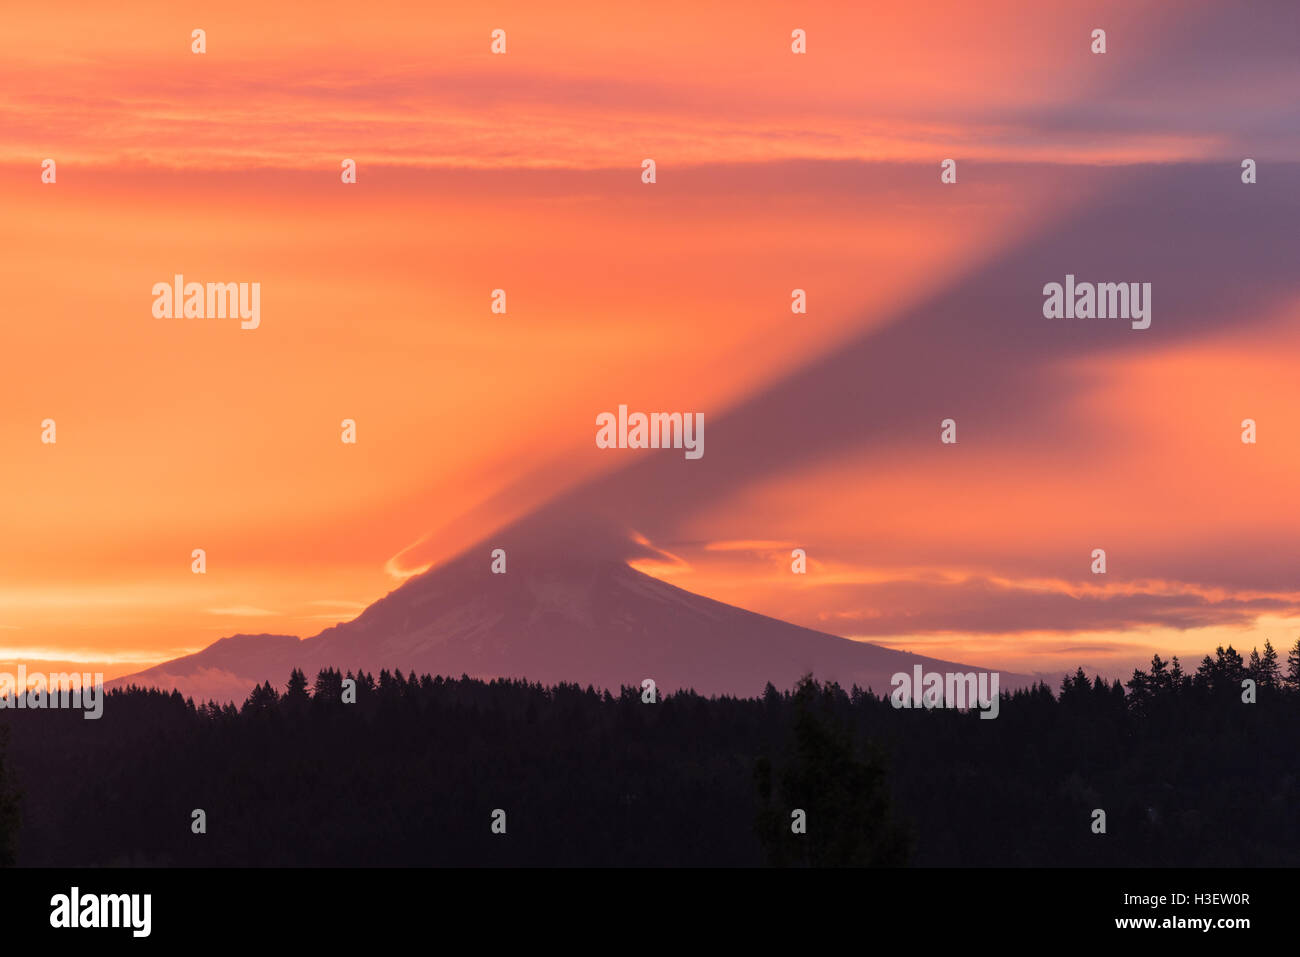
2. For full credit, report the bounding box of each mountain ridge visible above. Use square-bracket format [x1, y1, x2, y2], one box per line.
[112, 546, 1032, 703]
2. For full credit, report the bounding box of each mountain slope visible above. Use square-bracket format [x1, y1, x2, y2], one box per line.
[114, 546, 1031, 702]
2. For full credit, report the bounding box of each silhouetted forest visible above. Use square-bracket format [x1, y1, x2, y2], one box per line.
[1, 640, 1297, 866]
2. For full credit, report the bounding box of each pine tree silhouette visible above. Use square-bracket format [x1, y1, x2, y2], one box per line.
[1260, 640, 1282, 690]
[1286, 637, 1300, 692]
[755, 676, 909, 867]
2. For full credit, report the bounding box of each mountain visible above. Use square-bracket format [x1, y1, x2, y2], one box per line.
[112, 540, 1032, 702]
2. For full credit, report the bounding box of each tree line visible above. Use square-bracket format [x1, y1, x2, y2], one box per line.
[0, 638, 1297, 866]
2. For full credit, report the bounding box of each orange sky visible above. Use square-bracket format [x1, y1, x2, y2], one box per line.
[2, 0, 1298, 682]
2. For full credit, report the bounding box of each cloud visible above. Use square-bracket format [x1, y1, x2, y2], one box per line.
[4, 3, 1295, 169]
[464, 160, 1300, 643]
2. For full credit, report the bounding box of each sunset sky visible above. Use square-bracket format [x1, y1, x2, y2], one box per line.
[2, 0, 1298, 684]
